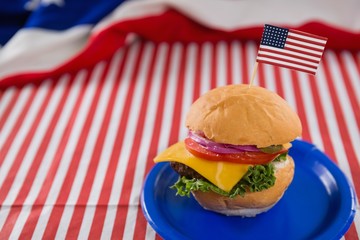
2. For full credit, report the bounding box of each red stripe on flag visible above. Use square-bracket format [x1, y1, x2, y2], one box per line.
[257, 53, 318, 69]
[259, 47, 320, 63]
[283, 45, 323, 58]
[287, 35, 326, 47]
[285, 41, 324, 54]
[257, 60, 316, 75]
[289, 29, 328, 41]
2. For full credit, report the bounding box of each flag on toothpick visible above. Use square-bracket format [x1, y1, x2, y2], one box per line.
[256, 24, 328, 75]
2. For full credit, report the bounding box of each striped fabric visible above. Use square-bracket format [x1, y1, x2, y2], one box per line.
[0, 40, 359, 239]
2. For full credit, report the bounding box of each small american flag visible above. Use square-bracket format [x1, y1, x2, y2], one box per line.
[256, 24, 327, 75]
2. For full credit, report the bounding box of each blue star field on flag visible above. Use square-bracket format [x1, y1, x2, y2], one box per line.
[260, 24, 289, 48]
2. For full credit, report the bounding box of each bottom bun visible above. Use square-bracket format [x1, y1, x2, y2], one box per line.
[191, 155, 295, 217]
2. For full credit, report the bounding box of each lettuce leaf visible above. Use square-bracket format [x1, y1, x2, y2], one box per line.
[171, 162, 277, 198]
[273, 152, 287, 162]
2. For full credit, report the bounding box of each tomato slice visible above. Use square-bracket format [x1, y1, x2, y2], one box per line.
[184, 138, 287, 164]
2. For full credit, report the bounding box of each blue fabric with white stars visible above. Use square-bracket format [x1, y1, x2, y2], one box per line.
[0, 0, 126, 46]
[260, 24, 289, 49]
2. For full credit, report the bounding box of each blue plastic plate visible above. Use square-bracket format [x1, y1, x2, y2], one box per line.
[141, 140, 356, 240]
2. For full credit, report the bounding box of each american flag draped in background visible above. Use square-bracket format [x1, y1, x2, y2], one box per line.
[0, 0, 359, 239]
[256, 24, 328, 75]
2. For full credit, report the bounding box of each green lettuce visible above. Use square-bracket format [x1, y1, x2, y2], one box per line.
[273, 152, 287, 162]
[170, 157, 284, 198]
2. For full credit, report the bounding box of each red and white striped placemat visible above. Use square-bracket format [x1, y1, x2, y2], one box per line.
[0, 40, 359, 239]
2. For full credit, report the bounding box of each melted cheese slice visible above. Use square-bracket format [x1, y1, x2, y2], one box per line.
[154, 141, 251, 192]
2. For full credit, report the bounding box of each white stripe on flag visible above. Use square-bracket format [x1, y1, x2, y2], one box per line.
[258, 50, 319, 66]
[286, 38, 325, 50]
[285, 44, 323, 56]
[288, 32, 327, 45]
[259, 45, 321, 61]
[256, 56, 316, 72]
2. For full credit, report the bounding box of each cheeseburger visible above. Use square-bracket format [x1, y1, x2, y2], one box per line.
[154, 84, 302, 217]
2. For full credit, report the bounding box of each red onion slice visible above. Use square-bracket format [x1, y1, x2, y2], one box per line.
[188, 131, 260, 154]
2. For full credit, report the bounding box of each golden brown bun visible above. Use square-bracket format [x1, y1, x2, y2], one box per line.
[186, 84, 302, 147]
[191, 155, 295, 217]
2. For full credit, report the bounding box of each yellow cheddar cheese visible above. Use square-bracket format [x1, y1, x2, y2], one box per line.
[154, 141, 251, 192]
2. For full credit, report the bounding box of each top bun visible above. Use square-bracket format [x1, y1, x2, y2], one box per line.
[186, 84, 302, 148]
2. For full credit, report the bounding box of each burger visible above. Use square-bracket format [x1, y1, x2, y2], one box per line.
[154, 84, 302, 217]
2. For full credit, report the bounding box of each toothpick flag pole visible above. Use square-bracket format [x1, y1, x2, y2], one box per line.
[249, 24, 328, 88]
[248, 62, 259, 88]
